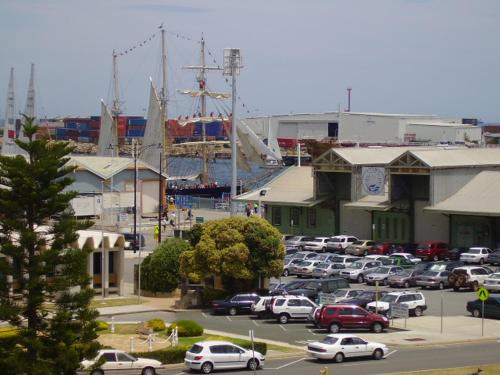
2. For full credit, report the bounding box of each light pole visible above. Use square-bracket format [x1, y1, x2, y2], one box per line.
[258, 188, 270, 218]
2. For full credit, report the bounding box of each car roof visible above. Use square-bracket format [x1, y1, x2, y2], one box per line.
[194, 340, 240, 346]
[326, 333, 363, 339]
[98, 349, 125, 354]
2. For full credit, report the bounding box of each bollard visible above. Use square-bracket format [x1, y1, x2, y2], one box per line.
[111, 316, 115, 334]
[130, 336, 134, 352]
[319, 367, 328, 375]
[148, 334, 153, 352]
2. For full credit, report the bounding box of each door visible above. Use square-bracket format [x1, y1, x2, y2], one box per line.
[100, 352, 117, 371]
[328, 122, 338, 138]
[116, 352, 136, 373]
[223, 345, 246, 369]
[300, 299, 316, 316]
[287, 299, 303, 318]
[338, 307, 357, 328]
[209, 345, 228, 369]
[339, 337, 360, 357]
[351, 307, 371, 328]
[351, 337, 371, 356]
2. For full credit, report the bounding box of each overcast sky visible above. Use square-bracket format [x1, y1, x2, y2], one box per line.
[1, 0, 500, 122]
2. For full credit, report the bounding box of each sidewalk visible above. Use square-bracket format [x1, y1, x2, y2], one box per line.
[97, 296, 181, 316]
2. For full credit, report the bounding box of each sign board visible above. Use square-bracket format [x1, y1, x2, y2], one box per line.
[477, 287, 489, 302]
[361, 167, 385, 196]
[318, 293, 337, 305]
[390, 303, 409, 319]
[195, 216, 204, 224]
[175, 195, 193, 209]
[119, 212, 128, 222]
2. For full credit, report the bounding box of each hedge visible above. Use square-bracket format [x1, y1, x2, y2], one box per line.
[167, 320, 203, 337]
[238, 340, 267, 355]
[147, 319, 166, 332]
[200, 288, 231, 308]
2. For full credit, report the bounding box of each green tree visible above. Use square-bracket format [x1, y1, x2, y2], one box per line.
[141, 237, 191, 294]
[0, 116, 100, 375]
[179, 216, 285, 290]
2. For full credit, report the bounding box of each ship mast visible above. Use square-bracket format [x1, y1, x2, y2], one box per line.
[160, 25, 168, 174]
[111, 50, 120, 151]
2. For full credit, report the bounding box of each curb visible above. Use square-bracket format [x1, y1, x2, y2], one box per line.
[98, 308, 178, 316]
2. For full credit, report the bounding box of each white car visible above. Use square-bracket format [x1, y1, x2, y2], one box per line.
[184, 341, 265, 374]
[251, 296, 272, 318]
[302, 237, 332, 252]
[364, 254, 390, 262]
[483, 272, 500, 292]
[271, 295, 318, 324]
[390, 252, 422, 264]
[307, 334, 389, 363]
[80, 349, 164, 375]
[295, 260, 323, 277]
[460, 247, 492, 264]
[366, 291, 427, 317]
[326, 235, 358, 252]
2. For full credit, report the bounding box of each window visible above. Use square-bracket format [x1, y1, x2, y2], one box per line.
[274, 299, 286, 306]
[287, 299, 301, 307]
[340, 337, 354, 345]
[210, 345, 226, 354]
[301, 299, 314, 307]
[307, 208, 317, 227]
[290, 208, 300, 227]
[102, 353, 116, 362]
[272, 207, 282, 226]
[352, 308, 367, 316]
[339, 308, 355, 316]
[326, 307, 336, 315]
[116, 353, 134, 362]
[189, 345, 203, 354]
[351, 337, 367, 345]
[224, 345, 241, 354]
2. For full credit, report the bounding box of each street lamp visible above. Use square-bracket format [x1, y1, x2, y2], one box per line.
[258, 188, 270, 218]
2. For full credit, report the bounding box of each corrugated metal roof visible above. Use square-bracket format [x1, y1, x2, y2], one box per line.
[323, 147, 423, 166]
[424, 171, 500, 216]
[409, 148, 500, 168]
[234, 166, 322, 206]
[69, 156, 159, 179]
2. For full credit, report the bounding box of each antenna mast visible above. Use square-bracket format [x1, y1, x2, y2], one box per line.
[160, 25, 168, 174]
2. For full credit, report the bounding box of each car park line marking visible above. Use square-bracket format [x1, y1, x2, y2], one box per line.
[201, 312, 208, 318]
[384, 350, 398, 358]
[279, 324, 287, 331]
[270, 357, 306, 370]
[226, 316, 232, 322]
[307, 329, 319, 335]
[252, 320, 259, 326]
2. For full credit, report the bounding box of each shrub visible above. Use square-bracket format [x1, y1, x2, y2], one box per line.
[167, 320, 203, 337]
[133, 345, 190, 364]
[239, 340, 267, 355]
[0, 327, 17, 338]
[95, 320, 109, 331]
[147, 319, 166, 332]
[200, 288, 231, 308]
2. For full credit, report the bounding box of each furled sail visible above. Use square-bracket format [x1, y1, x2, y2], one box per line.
[97, 100, 115, 156]
[139, 79, 163, 171]
[236, 119, 282, 165]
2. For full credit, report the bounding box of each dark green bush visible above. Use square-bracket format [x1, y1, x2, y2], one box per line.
[167, 320, 203, 337]
[201, 288, 231, 307]
[133, 345, 190, 364]
[239, 341, 267, 355]
[147, 319, 166, 332]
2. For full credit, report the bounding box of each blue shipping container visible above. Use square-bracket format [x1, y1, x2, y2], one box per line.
[206, 121, 222, 137]
[127, 130, 145, 137]
[66, 123, 77, 129]
[56, 128, 67, 137]
[128, 118, 147, 126]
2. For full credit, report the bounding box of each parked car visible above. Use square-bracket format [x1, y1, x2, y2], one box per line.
[269, 280, 310, 295]
[413, 262, 435, 273]
[211, 293, 260, 316]
[287, 278, 350, 300]
[488, 250, 500, 266]
[80, 349, 164, 375]
[251, 296, 273, 319]
[314, 253, 339, 263]
[388, 268, 424, 288]
[311, 262, 346, 278]
[460, 247, 493, 264]
[295, 260, 324, 278]
[466, 296, 500, 319]
[307, 334, 389, 363]
[271, 295, 318, 323]
[445, 247, 469, 261]
[389, 252, 422, 264]
[342, 290, 388, 309]
[428, 260, 464, 272]
[315, 304, 390, 334]
[381, 257, 415, 269]
[326, 235, 358, 252]
[340, 259, 382, 283]
[415, 241, 448, 261]
[364, 254, 390, 262]
[365, 266, 404, 285]
[285, 246, 300, 255]
[282, 258, 304, 276]
[330, 255, 360, 266]
[368, 242, 393, 256]
[302, 237, 332, 252]
[483, 273, 500, 292]
[416, 270, 451, 289]
[331, 289, 366, 303]
[184, 341, 265, 374]
[291, 251, 319, 260]
[123, 232, 146, 250]
[345, 240, 377, 256]
[285, 235, 309, 247]
[366, 291, 427, 317]
[448, 266, 493, 291]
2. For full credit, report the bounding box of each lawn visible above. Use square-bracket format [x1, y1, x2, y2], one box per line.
[91, 298, 143, 309]
[390, 364, 500, 375]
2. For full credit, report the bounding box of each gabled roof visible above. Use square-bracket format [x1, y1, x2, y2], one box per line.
[69, 156, 161, 180]
[314, 147, 418, 167]
[234, 166, 323, 207]
[391, 148, 500, 169]
[424, 171, 500, 216]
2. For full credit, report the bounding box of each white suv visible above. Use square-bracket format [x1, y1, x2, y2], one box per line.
[449, 266, 493, 291]
[327, 235, 358, 252]
[460, 247, 492, 264]
[366, 291, 427, 317]
[271, 295, 318, 324]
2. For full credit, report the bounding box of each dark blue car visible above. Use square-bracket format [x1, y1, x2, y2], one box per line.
[211, 293, 260, 316]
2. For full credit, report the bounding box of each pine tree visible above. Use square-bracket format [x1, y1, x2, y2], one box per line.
[0, 116, 100, 374]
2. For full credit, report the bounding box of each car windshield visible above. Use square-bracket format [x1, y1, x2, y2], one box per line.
[417, 244, 431, 250]
[330, 257, 345, 263]
[424, 271, 440, 277]
[320, 336, 339, 345]
[381, 294, 398, 303]
[301, 237, 314, 242]
[469, 249, 481, 254]
[310, 238, 324, 243]
[396, 269, 412, 276]
[350, 262, 365, 269]
[352, 240, 364, 245]
[304, 281, 320, 290]
[329, 238, 342, 242]
[373, 267, 391, 274]
[288, 236, 302, 241]
[316, 254, 329, 261]
[316, 262, 330, 269]
[333, 289, 348, 297]
[429, 263, 446, 271]
[189, 344, 204, 354]
[490, 274, 500, 279]
[299, 261, 312, 267]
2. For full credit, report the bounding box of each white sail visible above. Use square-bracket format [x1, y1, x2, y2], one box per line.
[24, 63, 35, 119]
[266, 118, 282, 161]
[2, 67, 24, 156]
[97, 100, 115, 156]
[237, 119, 282, 165]
[139, 79, 163, 171]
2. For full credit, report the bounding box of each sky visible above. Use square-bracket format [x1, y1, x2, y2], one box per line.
[1, 0, 500, 122]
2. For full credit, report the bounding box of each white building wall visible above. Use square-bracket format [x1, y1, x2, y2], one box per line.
[431, 168, 481, 204]
[339, 200, 372, 239]
[406, 124, 482, 144]
[338, 114, 401, 143]
[414, 200, 449, 242]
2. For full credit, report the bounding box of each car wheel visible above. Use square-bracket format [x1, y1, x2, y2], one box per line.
[479, 258, 484, 265]
[357, 274, 364, 283]
[283, 269, 289, 277]
[201, 362, 213, 374]
[279, 313, 289, 324]
[90, 371, 103, 375]
[453, 286, 460, 292]
[329, 323, 341, 333]
[372, 322, 383, 333]
[433, 255, 439, 262]
[142, 367, 156, 375]
[229, 307, 237, 316]
[333, 352, 344, 363]
[414, 306, 423, 317]
[372, 348, 384, 360]
[439, 282, 444, 290]
[472, 308, 481, 318]
[247, 358, 259, 371]
[404, 281, 410, 288]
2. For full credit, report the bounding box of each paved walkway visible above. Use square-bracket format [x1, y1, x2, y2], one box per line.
[97, 296, 179, 316]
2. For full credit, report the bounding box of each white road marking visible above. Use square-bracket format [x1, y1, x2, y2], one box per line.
[307, 329, 319, 335]
[279, 324, 287, 331]
[384, 349, 398, 358]
[275, 357, 306, 370]
[201, 312, 208, 318]
[226, 316, 232, 322]
[252, 320, 259, 326]
[173, 372, 186, 375]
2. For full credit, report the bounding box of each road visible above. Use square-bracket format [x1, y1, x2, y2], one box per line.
[154, 341, 500, 375]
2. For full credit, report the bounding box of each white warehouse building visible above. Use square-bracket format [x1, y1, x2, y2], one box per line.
[242, 112, 482, 145]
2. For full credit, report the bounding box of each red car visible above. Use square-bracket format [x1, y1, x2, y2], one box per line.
[368, 242, 393, 255]
[415, 241, 448, 261]
[315, 304, 389, 334]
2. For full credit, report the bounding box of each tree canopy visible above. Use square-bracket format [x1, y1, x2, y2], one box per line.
[141, 237, 191, 294]
[179, 216, 285, 284]
[0, 117, 99, 374]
